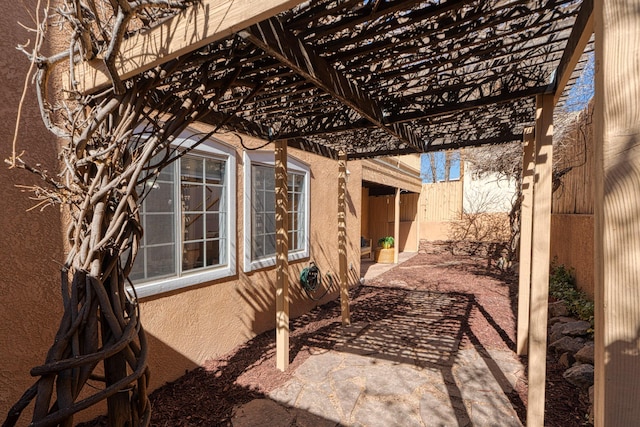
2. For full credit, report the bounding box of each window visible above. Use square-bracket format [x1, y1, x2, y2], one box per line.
[130, 134, 236, 298]
[243, 152, 309, 272]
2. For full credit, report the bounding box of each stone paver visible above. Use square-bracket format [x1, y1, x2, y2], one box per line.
[232, 254, 525, 426]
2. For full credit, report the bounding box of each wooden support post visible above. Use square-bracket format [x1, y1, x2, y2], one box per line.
[517, 127, 536, 356]
[275, 140, 289, 371]
[594, 1, 640, 424]
[338, 152, 350, 326]
[527, 94, 554, 427]
[394, 187, 401, 264]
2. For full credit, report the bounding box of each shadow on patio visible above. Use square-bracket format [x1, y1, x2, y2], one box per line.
[125, 251, 528, 426]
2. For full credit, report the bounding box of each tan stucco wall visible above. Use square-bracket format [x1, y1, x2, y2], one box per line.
[139, 138, 363, 392]
[550, 213, 594, 299]
[419, 221, 456, 241]
[0, 2, 69, 425]
[1, 116, 362, 424]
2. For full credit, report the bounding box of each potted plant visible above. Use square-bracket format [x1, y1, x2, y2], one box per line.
[375, 236, 395, 263]
[378, 236, 394, 249]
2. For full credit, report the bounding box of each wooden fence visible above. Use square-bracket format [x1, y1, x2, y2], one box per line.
[552, 104, 594, 214]
[419, 180, 463, 222]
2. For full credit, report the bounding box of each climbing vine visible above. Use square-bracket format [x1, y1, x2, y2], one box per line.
[1, 1, 233, 426]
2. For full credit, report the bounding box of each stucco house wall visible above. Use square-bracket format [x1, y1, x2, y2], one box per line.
[0, 122, 366, 424]
[462, 168, 517, 214]
[0, 20, 415, 423]
[0, 2, 68, 424]
[139, 132, 365, 394]
[0, 2, 421, 422]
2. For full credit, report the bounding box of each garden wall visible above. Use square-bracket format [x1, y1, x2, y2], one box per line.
[550, 103, 595, 298]
[550, 214, 594, 299]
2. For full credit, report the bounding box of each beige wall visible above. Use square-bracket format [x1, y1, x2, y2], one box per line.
[550, 213, 594, 299]
[365, 193, 419, 252]
[0, 2, 68, 424]
[0, 114, 363, 423]
[419, 180, 463, 241]
[550, 104, 594, 299]
[140, 137, 363, 393]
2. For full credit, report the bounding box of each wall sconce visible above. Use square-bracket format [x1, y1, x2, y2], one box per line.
[346, 169, 351, 182]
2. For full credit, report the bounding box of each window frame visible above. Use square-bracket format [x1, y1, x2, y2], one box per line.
[133, 132, 237, 298]
[243, 151, 310, 272]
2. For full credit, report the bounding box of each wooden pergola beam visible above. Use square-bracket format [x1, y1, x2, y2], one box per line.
[527, 93, 554, 427]
[73, 0, 306, 94]
[387, 86, 546, 125]
[552, 0, 594, 104]
[239, 17, 423, 153]
[517, 127, 535, 356]
[338, 152, 350, 327]
[393, 188, 400, 264]
[275, 139, 289, 371]
[594, 0, 640, 424]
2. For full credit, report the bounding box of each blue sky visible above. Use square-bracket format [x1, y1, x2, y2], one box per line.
[420, 151, 461, 183]
[563, 52, 595, 112]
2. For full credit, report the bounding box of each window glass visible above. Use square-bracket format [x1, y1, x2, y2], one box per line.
[250, 164, 306, 262]
[132, 152, 229, 284]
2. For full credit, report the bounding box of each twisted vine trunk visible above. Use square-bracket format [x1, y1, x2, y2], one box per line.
[4, 1, 230, 423]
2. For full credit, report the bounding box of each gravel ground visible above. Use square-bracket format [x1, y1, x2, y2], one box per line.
[80, 246, 589, 426]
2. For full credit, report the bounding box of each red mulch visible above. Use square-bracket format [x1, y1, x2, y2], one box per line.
[79, 246, 590, 426]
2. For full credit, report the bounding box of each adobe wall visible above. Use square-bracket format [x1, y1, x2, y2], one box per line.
[0, 2, 68, 425]
[550, 213, 595, 299]
[0, 48, 362, 427]
[419, 221, 456, 241]
[140, 135, 363, 392]
[1, 130, 363, 424]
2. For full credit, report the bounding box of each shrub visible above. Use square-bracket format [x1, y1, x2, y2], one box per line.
[378, 236, 394, 249]
[549, 262, 594, 330]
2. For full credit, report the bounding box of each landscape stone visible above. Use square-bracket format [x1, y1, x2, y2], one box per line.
[549, 336, 586, 355]
[575, 341, 595, 364]
[548, 301, 569, 318]
[548, 316, 575, 327]
[558, 352, 575, 368]
[560, 320, 592, 337]
[549, 328, 566, 344]
[563, 364, 594, 389]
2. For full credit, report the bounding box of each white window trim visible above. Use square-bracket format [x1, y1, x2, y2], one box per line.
[133, 131, 237, 298]
[243, 151, 310, 273]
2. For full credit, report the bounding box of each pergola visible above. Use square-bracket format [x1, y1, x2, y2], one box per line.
[72, 0, 639, 426]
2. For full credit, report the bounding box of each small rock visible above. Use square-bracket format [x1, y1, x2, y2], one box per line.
[550, 318, 574, 334]
[549, 328, 565, 344]
[549, 301, 569, 318]
[550, 336, 586, 355]
[560, 320, 592, 337]
[563, 363, 594, 389]
[576, 341, 595, 364]
[558, 352, 575, 368]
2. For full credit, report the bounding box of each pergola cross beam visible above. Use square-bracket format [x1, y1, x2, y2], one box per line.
[239, 17, 423, 152]
[73, 0, 307, 94]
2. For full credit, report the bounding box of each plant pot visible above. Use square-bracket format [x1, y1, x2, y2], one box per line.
[375, 247, 395, 264]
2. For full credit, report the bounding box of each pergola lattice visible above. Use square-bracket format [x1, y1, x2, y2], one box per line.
[78, 0, 594, 159]
[9, 0, 611, 426]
